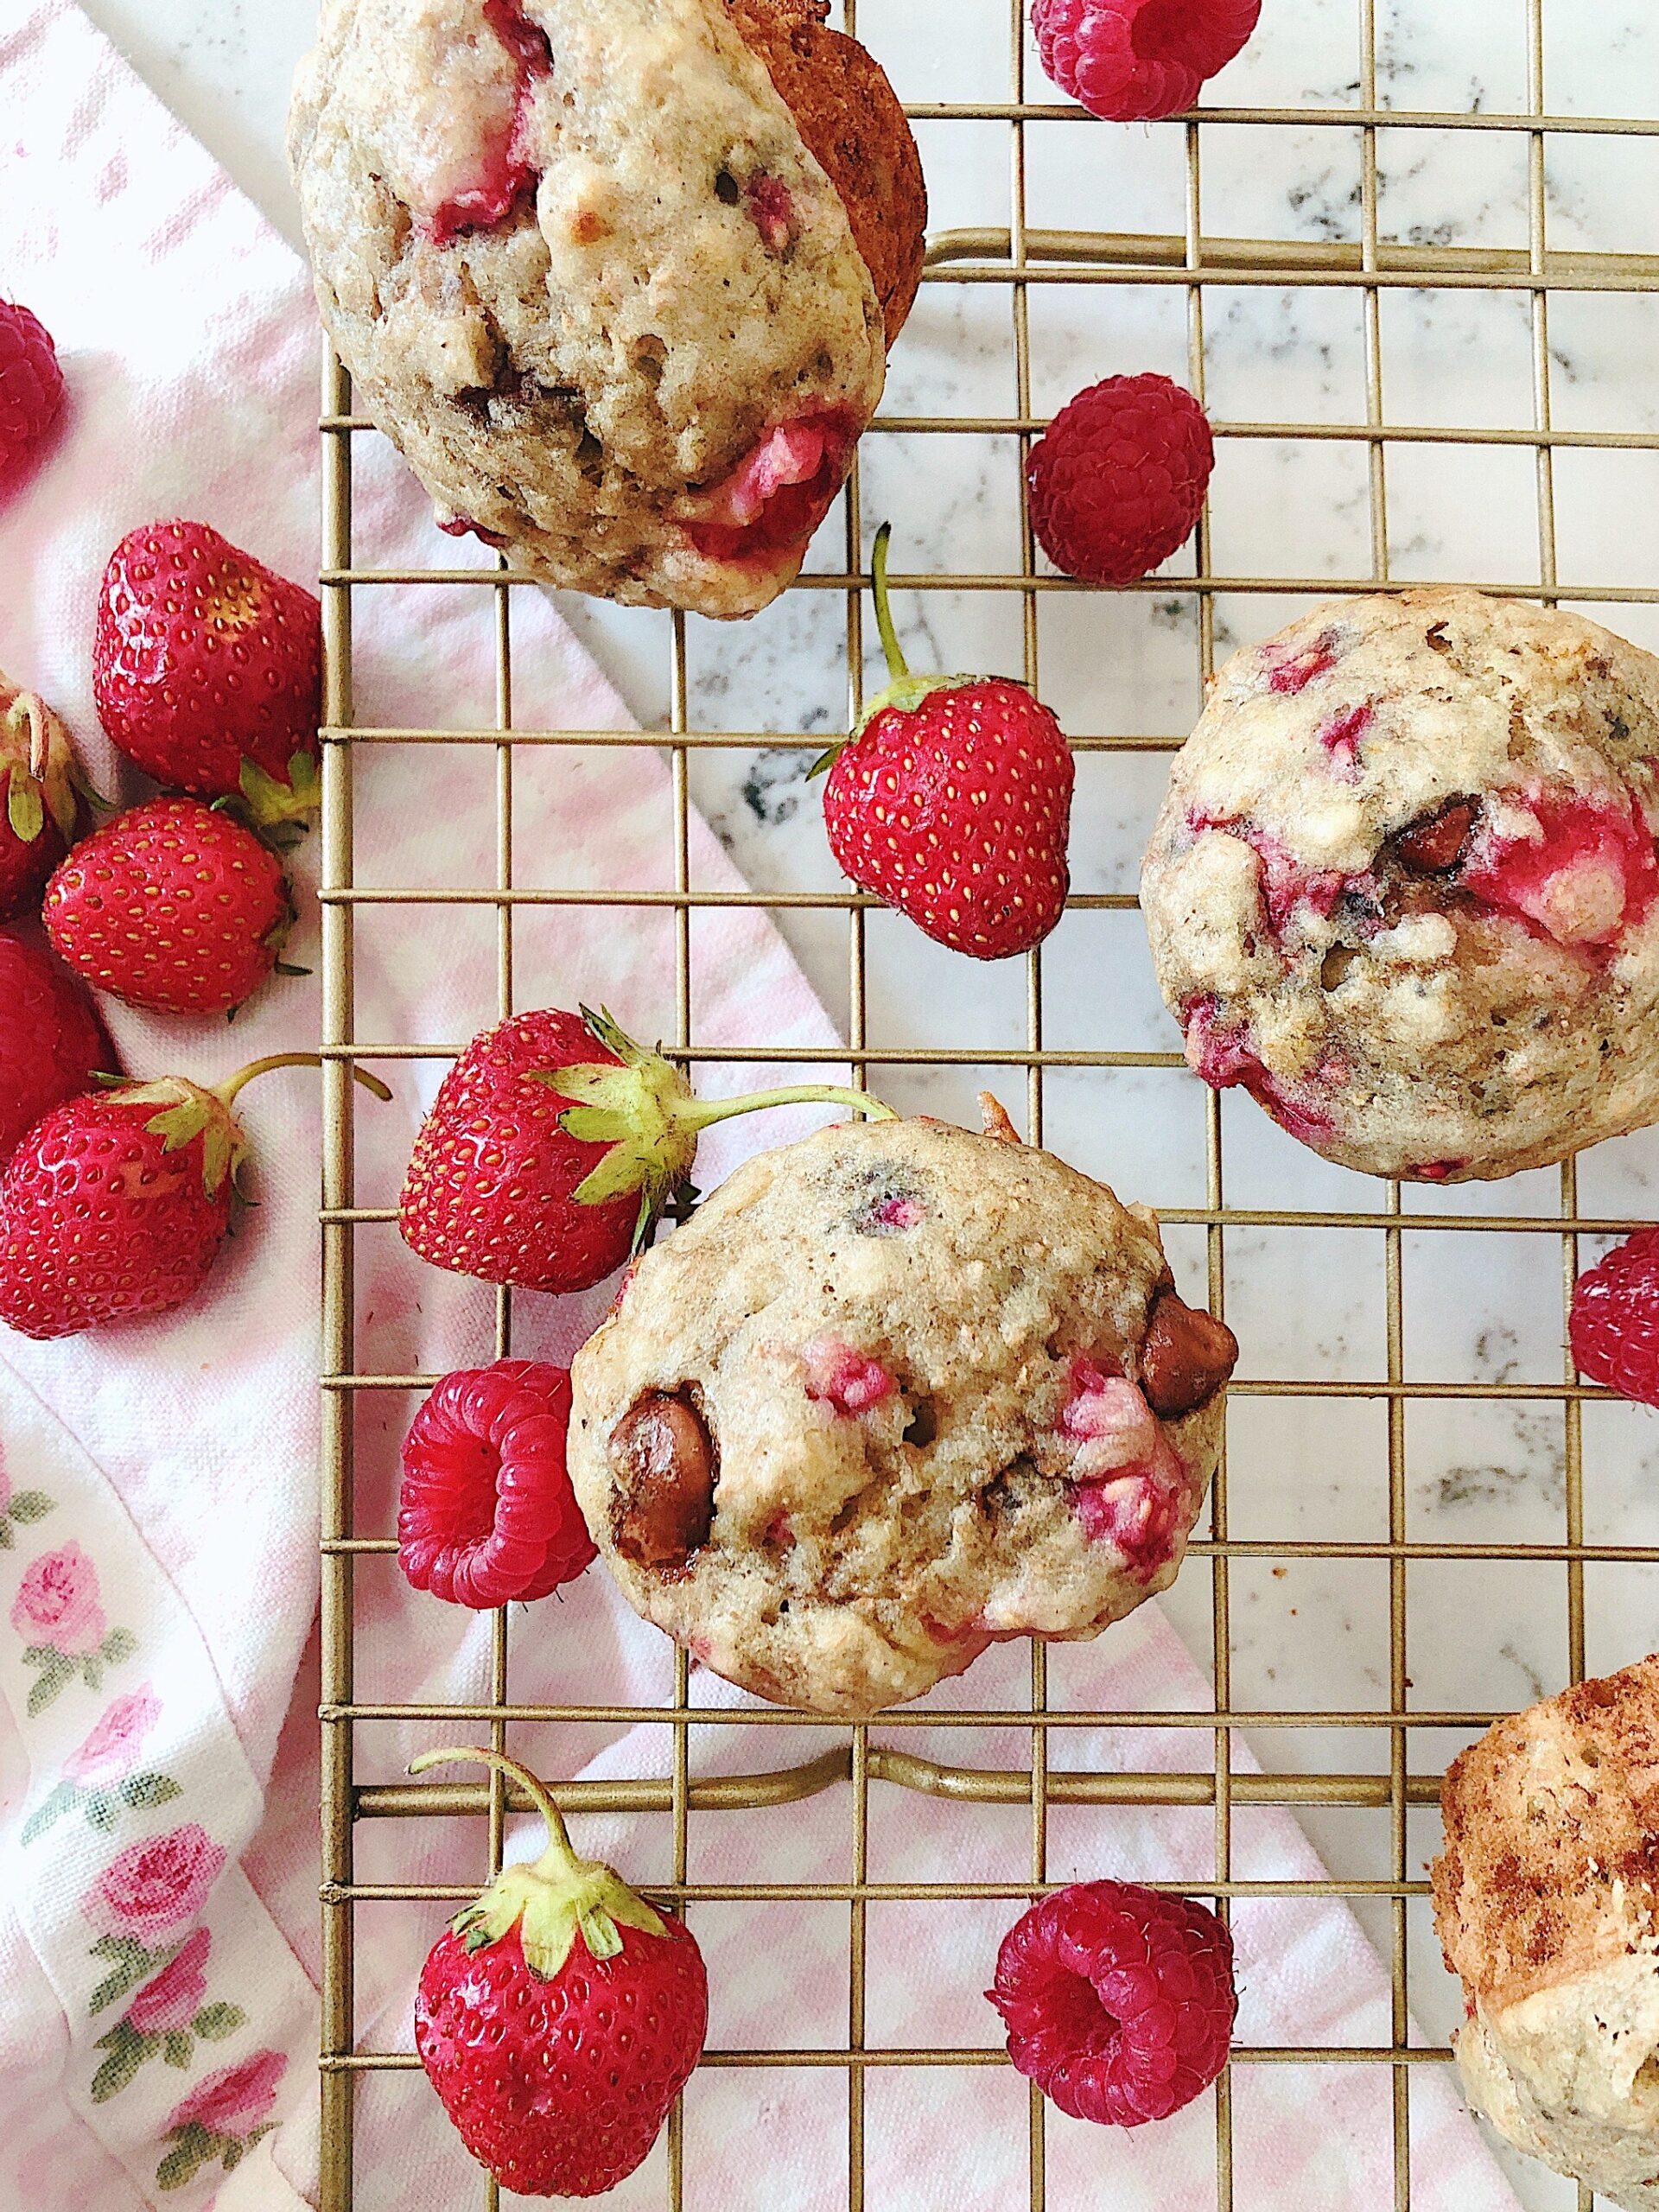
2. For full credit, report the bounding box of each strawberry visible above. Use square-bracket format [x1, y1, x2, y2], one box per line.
[411, 1747, 708, 2198]
[92, 520, 322, 832]
[399, 1004, 893, 1294]
[816, 524, 1075, 959]
[43, 797, 296, 1016]
[1, 675, 82, 920]
[0, 931, 117, 1164]
[0, 1051, 389, 1340]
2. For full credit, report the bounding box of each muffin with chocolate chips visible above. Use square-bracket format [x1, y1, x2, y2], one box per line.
[567, 1108, 1236, 1718]
[1142, 589, 1659, 1181]
[287, 0, 925, 616]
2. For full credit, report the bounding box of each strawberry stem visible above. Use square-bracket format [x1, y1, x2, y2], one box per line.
[410, 1746, 671, 1973]
[5, 694, 48, 779]
[213, 1053, 394, 1109]
[409, 1746, 581, 1875]
[678, 1084, 897, 1134]
[870, 521, 908, 685]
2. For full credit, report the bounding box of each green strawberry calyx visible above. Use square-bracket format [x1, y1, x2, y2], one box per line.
[531, 1006, 897, 1253]
[410, 1748, 669, 1980]
[102, 1054, 393, 1199]
[3, 687, 81, 850]
[808, 523, 994, 776]
[238, 748, 322, 839]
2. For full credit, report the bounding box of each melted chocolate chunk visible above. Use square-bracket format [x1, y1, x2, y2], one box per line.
[609, 1391, 717, 1572]
[1140, 1288, 1239, 1417]
[1395, 799, 1477, 874]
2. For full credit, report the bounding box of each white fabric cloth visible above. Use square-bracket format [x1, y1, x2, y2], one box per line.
[0, 5, 1522, 2206]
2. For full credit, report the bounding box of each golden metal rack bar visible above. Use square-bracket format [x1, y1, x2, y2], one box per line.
[316, 4, 1649, 2206]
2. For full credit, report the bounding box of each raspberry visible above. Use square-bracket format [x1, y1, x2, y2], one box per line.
[988, 1879, 1236, 2126]
[398, 1361, 597, 1609]
[1060, 1363, 1190, 1576]
[1027, 373, 1214, 587]
[1032, 0, 1262, 122]
[1571, 1230, 1659, 1408]
[0, 302, 67, 492]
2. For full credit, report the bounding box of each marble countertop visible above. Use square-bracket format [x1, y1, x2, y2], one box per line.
[79, 3, 1659, 2203]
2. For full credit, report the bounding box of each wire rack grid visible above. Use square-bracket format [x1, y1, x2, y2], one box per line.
[313, 3, 1659, 2206]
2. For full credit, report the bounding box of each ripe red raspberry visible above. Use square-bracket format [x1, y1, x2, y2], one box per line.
[1032, 0, 1262, 122]
[1571, 1229, 1659, 1408]
[1027, 373, 1214, 587]
[988, 1879, 1236, 2126]
[399, 1361, 598, 1608]
[0, 302, 67, 492]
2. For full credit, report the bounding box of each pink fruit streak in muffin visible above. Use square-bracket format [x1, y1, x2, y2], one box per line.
[1461, 789, 1659, 950]
[1184, 997, 1339, 1145]
[747, 174, 798, 253]
[425, 0, 555, 247]
[1259, 629, 1342, 696]
[1187, 812, 1347, 934]
[1318, 702, 1372, 779]
[1060, 1362, 1189, 1581]
[684, 410, 859, 566]
[800, 1337, 894, 1416]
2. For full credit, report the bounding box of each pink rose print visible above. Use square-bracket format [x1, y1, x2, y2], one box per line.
[66, 1687, 162, 1783]
[128, 1928, 212, 2037]
[12, 1541, 130, 1713]
[23, 1682, 179, 1848]
[166, 2050, 287, 2140]
[156, 2050, 288, 2189]
[91, 1925, 247, 2107]
[13, 1541, 105, 1655]
[86, 1824, 226, 1945]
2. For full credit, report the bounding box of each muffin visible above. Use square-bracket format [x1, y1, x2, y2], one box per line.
[1141, 589, 1659, 1181]
[567, 1107, 1237, 1718]
[1433, 1657, 1659, 2209]
[288, 0, 925, 617]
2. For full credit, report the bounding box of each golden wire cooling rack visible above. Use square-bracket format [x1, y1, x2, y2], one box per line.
[313, 3, 1659, 2205]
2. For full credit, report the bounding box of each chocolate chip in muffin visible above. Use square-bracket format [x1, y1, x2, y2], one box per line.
[609, 1390, 718, 1572]
[1395, 798, 1478, 874]
[1140, 1288, 1239, 1417]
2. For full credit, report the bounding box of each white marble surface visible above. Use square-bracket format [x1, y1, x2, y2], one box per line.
[76, 2, 1659, 2203]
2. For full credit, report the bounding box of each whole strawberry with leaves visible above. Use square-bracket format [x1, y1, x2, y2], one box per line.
[412, 1747, 708, 2198]
[93, 519, 321, 835]
[1, 676, 83, 921]
[400, 1005, 893, 1294]
[815, 524, 1076, 959]
[0, 1052, 389, 1340]
[44, 796, 297, 1017]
